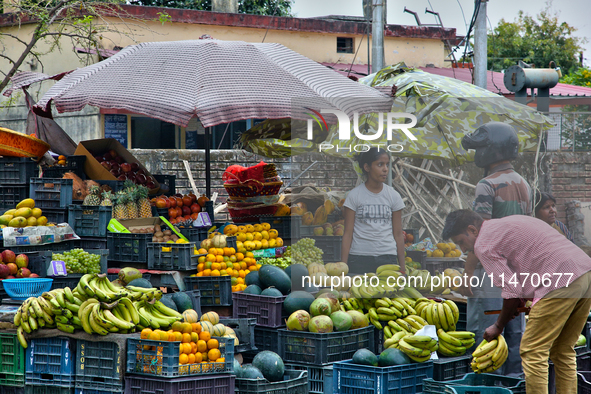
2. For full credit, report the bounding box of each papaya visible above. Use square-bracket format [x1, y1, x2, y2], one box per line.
[0, 215, 13, 226]
[13, 208, 32, 219]
[302, 211, 313, 225]
[274, 204, 290, 217]
[324, 199, 335, 215]
[16, 199, 35, 209]
[313, 206, 327, 225]
[8, 217, 27, 227]
[4, 209, 16, 216]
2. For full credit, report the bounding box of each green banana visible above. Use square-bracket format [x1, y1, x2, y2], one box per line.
[370, 318, 382, 330]
[17, 326, 27, 349]
[56, 322, 75, 334]
[383, 326, 393, 339]
[63, 287, 75, 304]
[88, 305, 109, 335]
[448, 331, 475, 339]
[398, 337, 431, 357]
[388, 320, 404, 332]
[28, 316, 38, 331]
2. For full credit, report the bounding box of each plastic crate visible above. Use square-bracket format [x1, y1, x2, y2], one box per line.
[77, 237, 108, 250]
[278, 326, 375, 365]
[107, 232, 151, 263]
[75, 340, 123, 392]
[24, 387, 72, 394]
[29, 178, 73, 209]
[42, 208, 68, 224]
[405, 250, 427, 268]
[43, 155, 87, 180]
[153, 174, 176, 196]
[252, 326, 280, 353]
[232, 292, 286, 327]
[433, 355, 472, 381]
[185, 289, 202, 316]
[125, 336, 233, 377]
[310, 236, 342, 262]
[74, 389, 112, 394]
[0, 332, 25, 386]
[38, 249, 108, 278]
[0, 157, 37, 184]
[579, 371, 591, 394]
[374, 327, 385, 354]
[151, 207, 169, 219]
[68, 205, 112, 238]
[445, 388, 513, 394]
[456, 301, 467, 331]
[0, 386, 24, 394]
[424, 259, 464, 276]
[184, 276, 232, 306]
[147, 242, 199, 271]
[259, 216, 293, 239]
[422, 373, 526, 394]
[25, 337, 76, 387]
[179, 227, 209, 243]
[219, 318, 256, 353]
[11, 240, 78, 254]
[235, 370, 307, 394]
[285, 363, 333, 394]
[0, 184, 29, 210]
[333, 359, 433, 394]
[124, 373, 234, 394]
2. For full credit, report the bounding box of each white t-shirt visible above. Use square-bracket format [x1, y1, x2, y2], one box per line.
[344, 183, 405, 256]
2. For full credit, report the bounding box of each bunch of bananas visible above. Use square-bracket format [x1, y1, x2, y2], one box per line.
[415, 299, 459, 331]
[347, 264, 424, 300]
[397, 334, 439, 362]
[471, 335, 508, 374]
[437, 329, 475, 356]
[14, 273, 182, 348]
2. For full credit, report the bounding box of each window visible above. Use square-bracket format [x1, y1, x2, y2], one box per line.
[131, 117, 180, 149]
[337, 37, 354, 53]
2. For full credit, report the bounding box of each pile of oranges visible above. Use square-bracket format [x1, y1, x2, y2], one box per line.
[139, 321, 225, 375]
[192, 246, 261, 292]
[223, 223, 284, 252]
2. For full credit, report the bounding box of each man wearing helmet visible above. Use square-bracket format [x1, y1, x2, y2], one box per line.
[460, 122, 532, 378]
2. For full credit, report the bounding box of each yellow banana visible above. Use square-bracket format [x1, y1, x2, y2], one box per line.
[404, 316, 423, 331]
[448, 331, 475, 339]
[388, 320, 404, 332]
[398, 337, 431, 357]
[437, 329, 463, 347]
[445, 300, 460, 323]
[492, 335, 507, 363]
[472, 339, 498, 358]
[442, 303, 456, 327]
[410, 314, 429, 327]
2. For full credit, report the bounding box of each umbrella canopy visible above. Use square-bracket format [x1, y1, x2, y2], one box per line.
[34, 39, 392, 127]
[239, 63, 555, 164]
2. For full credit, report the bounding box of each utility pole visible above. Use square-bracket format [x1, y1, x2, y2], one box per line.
[371, 0, 385, 73]
[473, 0, 487, 89]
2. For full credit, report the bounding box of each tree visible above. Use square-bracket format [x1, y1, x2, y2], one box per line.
[126, 0, 293, 16]
[487, 5, 585, 74]
[561, 67, 591, 87]
[0, 0, 154, 93]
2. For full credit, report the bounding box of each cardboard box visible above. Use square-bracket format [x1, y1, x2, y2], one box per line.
[74, 138, 160, 194]
[108, 217, 187, 241]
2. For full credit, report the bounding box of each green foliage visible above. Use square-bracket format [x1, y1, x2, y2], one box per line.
[561, 67, 591, 87]
[487, 6, 585, 74]
[126, 0, 292, 16]
[559, 105, 591, 151]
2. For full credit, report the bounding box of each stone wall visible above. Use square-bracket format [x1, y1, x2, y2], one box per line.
[546, 152, 591, 223]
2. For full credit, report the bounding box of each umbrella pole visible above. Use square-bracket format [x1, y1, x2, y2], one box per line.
[205, 126, 211, 198]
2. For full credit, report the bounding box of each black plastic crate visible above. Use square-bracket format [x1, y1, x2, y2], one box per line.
[579, 371, 591, 394]
[0, 157, 37, 184]
[433, 355, 472, 382]
[42, 207, 68, 224]
[77, 237, 108, 250]
[310, 236, 342, 262]
[147, 242, 199, 271]
[184, 276, 232, 306]
[219, 318, 256, 353]
[126, 337, 233, 377]
[75, 340, 123, 392]
[43, 155, 86, 180]
[179, 227, 209, 243]
[232, 292, 286, 328]
[456, 301, 467, 331]
[68, 205, 112, 238]
[0, 184, 29, 210]
[107, 232, 151, 263]
[11, 239, 78, 254]
[29, 178, 73, 209]
[424, 259, 464, 276]
[0, 332, 25, 386]
[278, 326, 375, 365]
[50, 276, 81, 290]
[153, 174, 176, 196]
[185, 289, 202, 317]
[422, 373, 526, 394]
[151, 207, 169, 219]
[259, 216, 293, 239]
[124, 373, 234, 394]
[374, 327, 385, 354]
[235, 370, 307, 394]
[25, 337, 76, 387]
[24, 387, 71, 394]
[285, 363, 333, 394]
[252, 326, 280, 353]
[405, 250, 427, 268]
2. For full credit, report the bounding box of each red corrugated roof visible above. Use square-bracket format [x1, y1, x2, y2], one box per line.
[320, 62, 591, 97]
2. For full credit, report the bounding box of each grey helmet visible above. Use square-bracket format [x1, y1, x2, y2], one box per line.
[461, 122, 519, 168]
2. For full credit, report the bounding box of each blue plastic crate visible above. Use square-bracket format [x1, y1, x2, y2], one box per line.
[235, 370, 307, 394]
[185, 276, 232, 306]
[433, 355, 473, 382]
[285, 363, 333, 394]
[75, 340, 123, 393]
[333, 359, 433, 394]
[125, 336, 233, 378]
[3, 278, 53, 300]
[0, 157, 37, 184]
[147, 242, 199, 271]
[74, 389, 110, 394]
[24, 386, 72, 394]
[422, 373, 526, 394]
[446, 387, 513, 394]
[68, 205, 112, 238]
[124, 373, 234, 394]
[25, 337, 76, 387]
[29, 178, 73, 209]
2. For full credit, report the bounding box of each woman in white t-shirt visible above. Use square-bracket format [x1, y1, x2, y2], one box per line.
[341, 148, 406, 276]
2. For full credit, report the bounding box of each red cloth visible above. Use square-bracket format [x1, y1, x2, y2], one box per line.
[223, 162, 267, 183]
[474, 215, 591, 304]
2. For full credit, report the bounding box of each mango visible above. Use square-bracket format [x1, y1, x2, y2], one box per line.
[13, 208, 32, 219]
[16, 199, 35, 209]
[37, 216, 48, 226]
[324, 199, 335, 215]
[4, 209, 15, 216]
[31, 208, 42, 218]
[27, 217, 37, 226]
[8, 217, 27, 227]
[0, 215, 13, 226]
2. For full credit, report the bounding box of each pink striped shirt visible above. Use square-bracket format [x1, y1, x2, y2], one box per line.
[474, 215, 591, 303]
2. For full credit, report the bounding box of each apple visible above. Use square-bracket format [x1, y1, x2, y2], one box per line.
[0, 264, 9, 279]
[16, 267, 31, 278]
[131, 162, 140, 172]
[15, 254, 28, 269]
[118, 174, 128, 181]
[6, 263, 17, 275]
[2, 250, 15, 264]
[100, 161, 112, 171]
[6, 275, 15, 279]
[29, 273, 40, 278]
[136, 174, 147, 184]
[120, 163, 132, 173]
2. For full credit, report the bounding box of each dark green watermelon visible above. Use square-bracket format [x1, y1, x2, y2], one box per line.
[127, 278, 152, 288]
[171, 292, 193, 312]
[252, 351, 285, 382]
[285, 264, 310, 291]
[245, 271, 263, 288]
[160, 295, 178, 312]
[241, 364, 264, 379]
[379, 348, 411, 367]
[352, 349, 378, 366]
[261, 287, 283, 297]
[283, 291, 315, 315]
[259, 265, 291, 295]
[243, 285, 262, 295]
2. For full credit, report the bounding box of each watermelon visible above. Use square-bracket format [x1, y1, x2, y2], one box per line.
[379, 348, 411, 367]
[241, 364, 264, 379]
[283, 291, 315, 315]
[243, 285, 262, 295]
[259, 265, 291, 295]
[171, 292, 193, 312]
[252, 351, 285, 382]
[245, 271, 263, 288]
[352, 349, 378, 366]
[233, 359, 242, 376]
[160, 295, 178, 312]
[285, 264, 309, 290]
[127, 278, 153, 288]
[261, 287, 283, 297]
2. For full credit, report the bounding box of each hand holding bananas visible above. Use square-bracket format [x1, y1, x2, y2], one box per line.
[471, 334, 508, 373]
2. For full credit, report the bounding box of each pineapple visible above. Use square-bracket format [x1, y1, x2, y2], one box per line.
[137, 186, 152, 218]
[126, 189, 139, 219]
[113, 192, 129, 219]
[100, 191, 113, 207]
[83, 185, 101, 206]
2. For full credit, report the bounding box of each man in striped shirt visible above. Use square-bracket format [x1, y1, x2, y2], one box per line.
[443, 209, 591, 394]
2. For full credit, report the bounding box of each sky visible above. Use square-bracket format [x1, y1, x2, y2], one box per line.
[290, 0, 591, 68]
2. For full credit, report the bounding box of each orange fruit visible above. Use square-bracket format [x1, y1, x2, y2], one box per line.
[197, 263, 204, 272]
[168, 331, 176, 341]
[190, 332, 199, 342]
[181, 322, 193, 333]
[196, 272, 203, 277]
[206, 254, 216, 262]
[194, 352, 203, 363]
[208, 349, 221, 361]
[207, 338, 219, 349]
[201, 352, 209, 362]
[203, 269, 211, 276]
[191, 323, 202, 333]
[211, 269, 221, 277]
[199, 331, 211, 341]
[190, 342, 198, 354]
[158, 330, 169, 341]
[248, 265, 257, 271]
[211, 262, 221, 271]
[235, 253, 244, 261]
[185, 342, 193, 354]
[179, 354, 189, 364]
[181, 333, 191, 343]
[171, 321, 183, 332]
[216, 248, 224, 255]
[198, 248, 207, 254]
[141, 328, 153, 339]
[215, 255, 224, 263]
[149, 331, 160, 341]
[188, 353, 196, 364]
[174, 332, 183, 342]
[197, 339, 207, 353]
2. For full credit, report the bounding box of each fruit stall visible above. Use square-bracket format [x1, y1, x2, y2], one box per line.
[0, 136, 590, 394]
